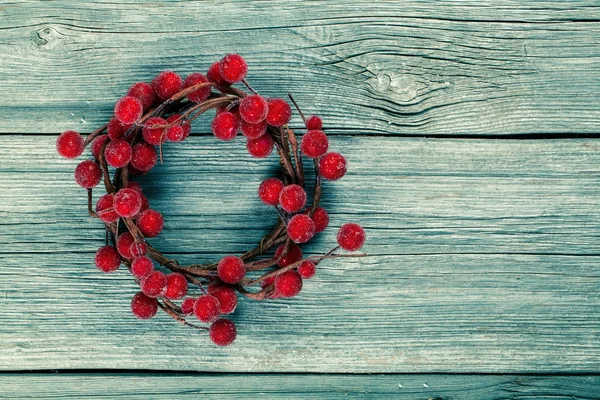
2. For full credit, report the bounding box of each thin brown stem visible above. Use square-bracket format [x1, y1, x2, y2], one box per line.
[87, 189, 97, 217]
[83, 123, 108, 146]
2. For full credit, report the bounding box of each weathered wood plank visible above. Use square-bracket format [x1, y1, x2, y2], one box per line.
[1, 136, 600, 372]
[1, 373, 599, 400]
[1, 1, 599, 135]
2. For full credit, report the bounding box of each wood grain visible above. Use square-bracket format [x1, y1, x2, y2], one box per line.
[1, 136, 600, 372]
[1, 1, 599, 135]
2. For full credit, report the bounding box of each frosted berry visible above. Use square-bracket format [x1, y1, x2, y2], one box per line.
[113, 188, 142, 218]
[287, 214, 316, 244]
[305, 115, 322, 130]
[165, 273, 188, 300]
[94, 246, 121, 273]
[96, 193, 119, 223]
[261, 275, 276, 290]
[279, 184, 307, 213]
[266, 98, 292, 127]
[239, 95, 268, 124]
[114, 96, 143, 125]
[107, 117, 132, 141]
[74, 160, 102, 188]
[104, 139, 133, 168]
[297, 260, 316, 279]
[274, 270, 303, 298]
[258, 178, 284, 206]
[151, 71, 182, 101]
[240, 119, 267, 139]
[319, 152, 347, 181]
[183, 72, 211, 103]
[131, 292, 158, 319]
[91, 134, 109, 160]
[136, 209, 164, 237]
[217, 255, 246, 284]
[130, 142, 157, 172]
[141, 270, 167, 298]
[211, 111, 239, 141]
[56, 130, 84, 159]
[127, 181, 143, 193]
[308, 206, 329, 233]
[139, 193, 150, 211]
[164, 125, 182, 142]
[130, 240, 148, 258]
[301, 130, 329, 158]
[131, 256, 154, 279]
[181, 297, 196, 315]
[219, 54, 248, 83]
[207, 61, 231, 87]
[127, 82, 156, 111]
[142, 117, 167, 145]
[208, 284, 237, 314]
[246, 135, 274, 158]
[337, 223, 365, 251]
[209, 318, 237, 346]
[274, 242, 303, 267]
[166, 114, 191, 141]
[116, 232, 135, 259]
[194, 295, 221, 323]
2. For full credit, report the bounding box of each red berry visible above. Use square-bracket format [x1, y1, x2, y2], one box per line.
[166, 114, 191, 141]
[127, 82, 156, 112]
[165, 273, 188, 300]
[130, 142, 157, 172]
[104, 139, 133, 168]
[297, 260, 316, 279]
[305, 115, 322, 130]
[194, 295, 221, 323]
[239, 95, 268, 124]
[96, 193, 119, 223]
[142, 117, 167, 145]
[266, 98, 292, 127]
[130, 240, 148, 258]
[274, 242, 303, 267]
[246, 135, 274, 158]
[287, 214, 316, 243]
[208, 284, 238, 314]
[127, 181, 143, 193]
[91, 134, 109, 160]
[136, 209, 164, 237]
[308, 206, 329, 233]
[151, 71, 182, 101]
[114, 96, 143, 125]
[183, 72, 211, 103]
[94, 246, 121, 273]
[113, 188, 142, 218]
[116, 232, 134, 259]
[217, 255, 246, 284]
[219, 54, 248, 83]
[140, 193, 150, 211]
[107, 117, 132, 141]
[74, 160, 102, 188]
[337, 223, 366, 251]
[240, 119, 267, 139]
[258, 178, 284, 206]
[141, 270, 167, 298]
[261, 275, 276, 289]
[211, 111, 239, 141]
[274, 270, 303, 298]
[56, 130, 84, 159]
[319, 152, 347, 181]
[279, 184, 306, 213]
[164, 125, 182, 142]
[207, 61, 231, 87]
[181, 297, 196, 315]
[209, 318, 237, 346]
[131, 256, 154, 279]
[131, 292, 158, 319]
[301, 130, 329, 158]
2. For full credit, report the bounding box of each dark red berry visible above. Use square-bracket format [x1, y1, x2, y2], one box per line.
[194, 295, 221, 323]
[116, 232, 135, 259]
[308, 206, 329, 233]
[166, 114, 191, 141]
[217, 255, 246, 284]
[305, 115, 322, 130]
[301, 130, 329, 158]
[151, 71, 182, 101]
[113, 188, 142, 218]
[74, 160, 102, 188]
[184, 72, 211, 103]
[115, 96, 143, 125]
[239, 95, 268, 124]
[207, 61, 231, 87]
[104, 139, 133, 168]
[94, 245, 121, 273]
[57, 130, 84, 159]
[279, 184, 306, 213]
[142, 117, 167, 145]
[91, 134, 109, 160]
[165, 273, 188, 300]
[208, 284, 237, 314]
[107, 117, 132, 141]
[319, 152, 347, 181]
[131, 292, 158, 319]
[131, 256, 154, 279]
[130, 240, 148, 258]
[130, 142, 157, 172]
[211, 111, 239, 141]
[274, 242, 303, 267]
[127, 181, 143, 193]
[274, 270, 303, 298]
[139, 192, 150, 211]
[287, 214, 316, 243]
[136, 209, 164, 237]
[297, 260, 316, 279]
[261, 275, 276, 289]
[219, 54, 248, 83]
[181, 297, 196, 315]
[164, 125, 182, 142]
[240, 119, 267, 139]
[266, 98, 292, 127]
[246, 135, 274, 158]
[96, 193, 119, 223]
[209, 318, 237, 346]
[127, 82, 156, 111]
[337, 223, 366, 251]
[258, 178, 284, 206]
[141, 270, 167, 298]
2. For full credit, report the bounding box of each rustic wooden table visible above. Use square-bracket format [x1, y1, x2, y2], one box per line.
[1, 1, 599, 398]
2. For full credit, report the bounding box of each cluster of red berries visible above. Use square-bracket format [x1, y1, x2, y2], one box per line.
[57, 54, 366, 347]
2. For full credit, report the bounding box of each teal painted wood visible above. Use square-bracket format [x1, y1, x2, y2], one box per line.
[1, 136, 600, 372]
[1, 374, 599, 400]
[0, 1, 599, 135]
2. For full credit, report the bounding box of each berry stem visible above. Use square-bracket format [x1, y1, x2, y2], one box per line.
[87, 188, 97, 218]
[98, 140, 116, 193]
[83, 123, 108, 146]
[287, 93, 306, 123]
[285, 126, 304, 188]
[309, 158, 322, 216]
[241, 79, 258, 95]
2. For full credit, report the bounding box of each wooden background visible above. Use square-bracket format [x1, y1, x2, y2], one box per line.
[1, 0, 599, 398]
